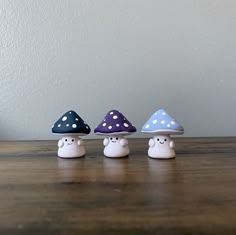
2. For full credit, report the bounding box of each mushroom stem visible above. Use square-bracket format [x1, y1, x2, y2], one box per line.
[148, 135, 175, 159]
[57, 136, 85, 158]
[103, 135, 130, 158]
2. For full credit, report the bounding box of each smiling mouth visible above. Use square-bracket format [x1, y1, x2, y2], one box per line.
[159, 142, 164, 144]
[67, 143, 73, 145]
[112, 141, 116, 143]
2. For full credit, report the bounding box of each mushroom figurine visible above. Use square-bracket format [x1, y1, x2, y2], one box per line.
[52, 110, 91, 158]
[141, 109, 184, 159]
[94, 110, 136, 158]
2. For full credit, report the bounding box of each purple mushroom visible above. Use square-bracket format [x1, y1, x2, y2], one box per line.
[94, 110, 136, 158]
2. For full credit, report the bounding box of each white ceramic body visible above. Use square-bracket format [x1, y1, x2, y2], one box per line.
[103, 136, 129, 158]
[57, 136, 85, 158]
[148, 135, 175, 159]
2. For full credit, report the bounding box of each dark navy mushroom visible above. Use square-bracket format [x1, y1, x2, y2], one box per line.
[52, 110, 90, 136]
[52, 110, 90, 158]
[94, 110, 136, 135]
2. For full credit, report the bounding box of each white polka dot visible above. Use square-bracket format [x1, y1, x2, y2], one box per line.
[116, 124, 120, 127]
[75, 118, 78, 121]
[86, 126, 89, 129]
[167, 124, 171, 127]
[171, 121, 175, 125]
[102, 123, 106, 127]
[108, 126, 112, 129]
[104, 119, 106, 122]
[154, 112, 158, 115]
[152, 120, 157, 124]
[113, 115, 118, 119]
[110, 112, 113, 115]
[124, 123, 129, 127]
[66, 124, 69, 127]
[62, 116, 67, 121]
[58, 124, 61, 127]
[162, 112, 166, 115]
[145, 124, 150, 128]
[161, 120, 165, 124]
[72, 124, 77, 128]
[69, 112, 72, 114]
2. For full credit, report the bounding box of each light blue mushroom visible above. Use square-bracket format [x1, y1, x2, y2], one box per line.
[142, 109, 184, 159]
[141, 109, 184, 135]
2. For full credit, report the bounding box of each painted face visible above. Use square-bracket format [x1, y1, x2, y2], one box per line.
[109, 136, 120, 143]
[154, 135, 170, 146]
[62, 136, 77, 146]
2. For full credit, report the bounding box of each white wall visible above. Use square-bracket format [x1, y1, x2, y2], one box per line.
[0, 0, 236, 140]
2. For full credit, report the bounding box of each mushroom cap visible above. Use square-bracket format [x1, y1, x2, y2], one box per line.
[94, 110, 136, 136]
[52, 110, 91, 136]
[141, 109, 184, 135]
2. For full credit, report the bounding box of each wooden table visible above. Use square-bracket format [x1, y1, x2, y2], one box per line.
[0, 138, 236, 234]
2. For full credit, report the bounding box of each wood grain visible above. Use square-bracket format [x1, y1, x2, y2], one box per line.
[0, 137, 236, 235]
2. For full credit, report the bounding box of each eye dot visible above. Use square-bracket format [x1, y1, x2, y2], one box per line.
[116, 137, 118, 140]
[65, 139, 67, 142]
[165, 139, 167, 141]
[157, 138, 159, 141]
[110, 137, 112, 140]
[72, 139, 74, 142]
